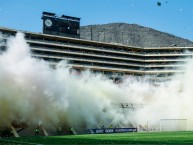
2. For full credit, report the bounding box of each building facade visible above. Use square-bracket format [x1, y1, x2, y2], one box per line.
[0, 27, 193, 83]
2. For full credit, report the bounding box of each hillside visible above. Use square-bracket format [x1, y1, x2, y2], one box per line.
[80, 23, 193, 47]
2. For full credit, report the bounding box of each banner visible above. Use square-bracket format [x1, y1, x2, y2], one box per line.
[87, 128, 137, 134]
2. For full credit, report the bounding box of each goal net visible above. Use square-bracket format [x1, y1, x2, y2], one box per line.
[159, 119, 188, 131]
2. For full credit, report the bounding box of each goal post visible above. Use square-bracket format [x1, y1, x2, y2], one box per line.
[159, 119, 188, 132]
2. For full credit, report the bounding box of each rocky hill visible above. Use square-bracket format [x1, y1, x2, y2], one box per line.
[80, 23, 193, 47]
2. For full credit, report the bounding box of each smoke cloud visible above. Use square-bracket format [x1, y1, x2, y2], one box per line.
[0, 33, 192, 132]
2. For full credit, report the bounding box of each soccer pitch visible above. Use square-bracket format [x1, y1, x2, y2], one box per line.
[1, 132, 193, 144]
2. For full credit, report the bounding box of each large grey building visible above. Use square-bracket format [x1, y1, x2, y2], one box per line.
[0, 26, 192, 83]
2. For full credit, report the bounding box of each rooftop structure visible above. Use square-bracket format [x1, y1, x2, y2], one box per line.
[0, 27, 192, 83]
[42, 12, 80, 38]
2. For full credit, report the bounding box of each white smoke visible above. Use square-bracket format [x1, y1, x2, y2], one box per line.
[0, 33, 3, 46]
[0, 33, 193, 132]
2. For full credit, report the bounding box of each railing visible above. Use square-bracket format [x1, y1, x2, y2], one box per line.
[30, 46, 145, 62]
[26, 39, 144, 56]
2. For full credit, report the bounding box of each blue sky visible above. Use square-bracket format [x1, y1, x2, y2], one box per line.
[0, 0, 193, 41]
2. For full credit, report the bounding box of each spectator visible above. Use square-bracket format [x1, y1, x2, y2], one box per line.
[35, 126, 40, 136]
[109, 124, 113, 128]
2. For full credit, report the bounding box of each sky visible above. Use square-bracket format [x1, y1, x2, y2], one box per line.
[0, 0, 193, 41]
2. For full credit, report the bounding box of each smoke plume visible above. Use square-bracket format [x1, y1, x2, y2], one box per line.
[0, 33, 192, 132]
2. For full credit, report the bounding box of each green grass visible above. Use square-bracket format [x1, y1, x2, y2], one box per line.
[1, 131, 193, 144]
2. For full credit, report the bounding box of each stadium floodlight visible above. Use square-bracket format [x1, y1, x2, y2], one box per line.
[159, 119, 188, 132]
